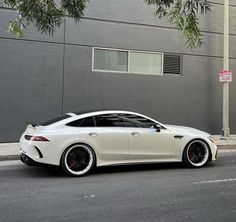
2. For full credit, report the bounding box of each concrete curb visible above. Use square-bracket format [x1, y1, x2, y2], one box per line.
[0, 143, 20, 161]
[0, 155, 19, 161]
[217, 145, 236, 149]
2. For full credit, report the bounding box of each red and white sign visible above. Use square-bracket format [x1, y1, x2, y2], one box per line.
[219, 70, 232, 82]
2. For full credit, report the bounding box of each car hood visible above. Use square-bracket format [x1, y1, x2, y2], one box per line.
[165, 125, 210, 137]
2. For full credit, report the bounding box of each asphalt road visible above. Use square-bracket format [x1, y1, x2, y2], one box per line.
[0, 151, 236, 222]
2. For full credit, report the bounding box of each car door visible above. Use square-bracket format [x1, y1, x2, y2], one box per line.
[66, 114, 128, 162]
[92, 114, 129, 162]
[120, 114, 174, 161]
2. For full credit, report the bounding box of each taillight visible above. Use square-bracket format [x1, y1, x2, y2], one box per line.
[24, 135, 49, 141]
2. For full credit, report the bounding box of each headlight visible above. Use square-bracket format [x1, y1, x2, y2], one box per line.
[208, 136, 215, 143]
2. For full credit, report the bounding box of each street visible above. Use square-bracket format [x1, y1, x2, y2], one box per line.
[0, 151, 236, 222]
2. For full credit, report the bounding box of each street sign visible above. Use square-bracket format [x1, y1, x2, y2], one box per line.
[219, 70, 232, 82]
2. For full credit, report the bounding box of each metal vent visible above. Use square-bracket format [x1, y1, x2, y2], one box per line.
[163, 54, 181, 75]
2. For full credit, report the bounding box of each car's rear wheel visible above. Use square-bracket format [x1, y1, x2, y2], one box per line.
[183, 140, 210, 168]
[61, 144, 95, 176]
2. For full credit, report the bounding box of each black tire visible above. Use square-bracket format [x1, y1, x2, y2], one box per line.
[61, 144, 96, 176]
[183, 140, 210, 168]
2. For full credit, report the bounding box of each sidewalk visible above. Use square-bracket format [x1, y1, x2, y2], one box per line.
[0, 136, 236, 161]
[213, 135, 236, 149]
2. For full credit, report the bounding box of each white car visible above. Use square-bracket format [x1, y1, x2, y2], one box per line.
[20, 110, 217, 176]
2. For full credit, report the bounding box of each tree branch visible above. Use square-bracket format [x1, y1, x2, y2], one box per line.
[145, 0, 211, 48]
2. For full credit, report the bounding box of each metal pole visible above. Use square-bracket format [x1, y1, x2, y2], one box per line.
[222, 0, 230, 137]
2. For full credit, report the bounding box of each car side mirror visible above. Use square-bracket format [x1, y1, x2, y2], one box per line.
[153, 124, 161, 132]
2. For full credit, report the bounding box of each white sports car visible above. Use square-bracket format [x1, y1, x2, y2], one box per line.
[20, 110, 217, 176]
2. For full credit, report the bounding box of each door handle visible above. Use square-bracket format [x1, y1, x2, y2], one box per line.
[131, 132, 140, 137]
[89, 133, 98, 137]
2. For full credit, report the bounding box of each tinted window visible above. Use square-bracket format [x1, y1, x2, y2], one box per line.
[66, 117, 95, 127]
[95, 114, 125, 127]
[120, 114, 155, 128]
[40, 115, 70, 126]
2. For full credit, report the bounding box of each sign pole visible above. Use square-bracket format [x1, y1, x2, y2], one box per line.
[222, 0, 230, 137]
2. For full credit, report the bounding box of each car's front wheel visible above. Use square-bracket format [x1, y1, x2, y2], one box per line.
[61, 144, 96, 176]
[183, 140, 210, 167]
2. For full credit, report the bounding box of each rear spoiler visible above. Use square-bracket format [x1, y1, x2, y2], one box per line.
[26, 122, 39, 128]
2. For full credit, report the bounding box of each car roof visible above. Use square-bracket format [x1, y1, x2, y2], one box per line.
[69, 110, 165, 127]
[71, 110, 146, 117]
[42, 110, 166, 129]
[73, 110, 135, 115]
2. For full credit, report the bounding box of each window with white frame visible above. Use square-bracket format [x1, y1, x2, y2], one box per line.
[93, 48, 128, 72]
[93, 48, 163, 75]
[129, 51, 162, 75]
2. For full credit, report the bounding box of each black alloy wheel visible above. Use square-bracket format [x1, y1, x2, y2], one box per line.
[183, 140, 210, 167]
[61, 144, 95, 176]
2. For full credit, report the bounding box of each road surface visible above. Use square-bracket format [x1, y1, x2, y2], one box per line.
[0, 150, 236, 222]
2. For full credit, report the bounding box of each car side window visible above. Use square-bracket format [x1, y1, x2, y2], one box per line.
[95, 114, 125, 127]
[66, 117, 95, 127]
[119, 114, 155, 128]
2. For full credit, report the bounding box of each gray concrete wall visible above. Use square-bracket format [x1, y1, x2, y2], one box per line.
[0, 0, 236, 142]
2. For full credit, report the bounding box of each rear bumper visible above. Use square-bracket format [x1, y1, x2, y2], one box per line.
[20, 153, 39, 166]
[19, 133, 61, 166]
[20, 153, 53, 167]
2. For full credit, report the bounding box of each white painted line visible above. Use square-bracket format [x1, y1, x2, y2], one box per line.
[193, 178, 236, 184]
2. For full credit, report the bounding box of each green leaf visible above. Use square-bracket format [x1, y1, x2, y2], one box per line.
[8, 20, 24, 38]
[145, 0, 211, 48]
[4, 0, 88, 37]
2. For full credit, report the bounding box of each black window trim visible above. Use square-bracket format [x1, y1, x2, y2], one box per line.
[118, 114, 156, 128]
[94, 113, 124, 127]
[66, 112, 167, 129]
[66, 116, 96, 127]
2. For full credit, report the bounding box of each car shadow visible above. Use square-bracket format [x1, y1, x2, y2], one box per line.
[92, 162, 185, 175]
[11, 164, 67, 178]
[14, 161, 217, 178]
[15, 162, 184, 178]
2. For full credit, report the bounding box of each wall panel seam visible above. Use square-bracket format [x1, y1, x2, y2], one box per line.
[1, 36, 236, 59]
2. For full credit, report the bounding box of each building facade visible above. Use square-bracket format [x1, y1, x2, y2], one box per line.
[0, 0, 236, 142]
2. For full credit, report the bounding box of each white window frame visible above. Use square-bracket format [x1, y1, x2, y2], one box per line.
[129, 50, 163, 75]
[92, 47, 129, 74]
[92, 47, 163, 75]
